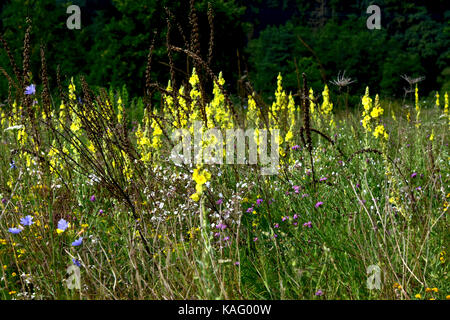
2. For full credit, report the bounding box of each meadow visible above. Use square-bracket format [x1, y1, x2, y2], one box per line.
[0, 18, 449, 301]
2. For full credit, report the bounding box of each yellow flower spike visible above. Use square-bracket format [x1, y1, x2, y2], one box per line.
[190, 193, 200, 202]
[415, 84, 421, 128]
[415, 294, 421, 299]
[321, 84, 333, 115]
[444, 92, 448, 115]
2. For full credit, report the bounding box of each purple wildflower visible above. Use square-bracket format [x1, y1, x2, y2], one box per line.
[303, 221, 312, 228]
[315, 201, 323, 208]
[20, 215, 34, 226]
[274, 223, 279, 228]
[216, 199, 223, 205]
[57, 219, 69, 233]
[410, 172, 417, 178]
[73, 259, 81, 267]
[256, 198, 263, 206]
[315, 289, 323, 296]
[216, 223, 227, 231]
[319, 177, 327, 182]
[90, 195, 96, 202]
[293, 185, 300, 194]
[8, 227, 22, 234]
[71, 237, 83, 247]
[25, 84, 36, 95]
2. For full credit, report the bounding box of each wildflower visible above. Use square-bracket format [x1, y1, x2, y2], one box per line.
[20, 215, 34, 226]
[73, 259, 81, 267]
[9, 291, 16, 295]
[216, 199, 223, 205]
[1, 198, 6, 204]
[410, 172, 417, 178]
[234, 262, 240, 266]
[315, 290, 323, 296]
[99, 209, 104, 214]
[246, 207, 254, 213]
[393, 282, 402, 289]
[303, 221, 312, 228]
[432, 288, 438, 293]
[293, 214, 298, 219]
[57, 219, 69, 234]
[274, 223, 279, 228]
[223, 236, 230, 241]
[415, 293, 421, 299]
[291, 145, 301, 151]
[216, 223, 227, 231]
[253, 237, 258, 242]
[281, 216, 288, 222]
[315, 201, 323, 208]
[446, 295, 450, 300]
[72, 237, 83, 246]
[425, 288, 432, 293]
[90, 195, 96, 202]
[302, 194, 309, 198]
[256, 198, 263, 205]
[319, 177, 327, 182]
[8, 227, 23, 234]
[293, 185, 300, 194]
[25, 84, 36, 95]
[9, 160, 16, 170]
[190, 193, 200, 202]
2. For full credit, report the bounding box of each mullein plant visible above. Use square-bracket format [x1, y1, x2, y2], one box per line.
[444, 92, 449, 127]
[320, 84, 335, 129]
[361, 87, 388, 144]
[415, 84, 421, 128]
[269, 73, 297, 162]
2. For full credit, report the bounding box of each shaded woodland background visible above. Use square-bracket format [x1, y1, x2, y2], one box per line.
[0, 0, 449, 105]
